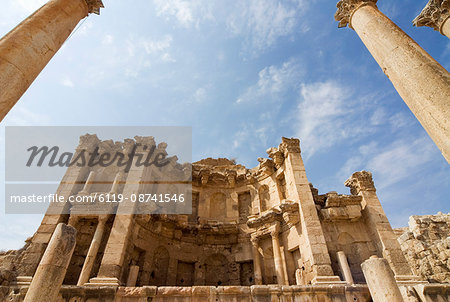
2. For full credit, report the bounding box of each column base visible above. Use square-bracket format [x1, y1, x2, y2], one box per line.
[86, 277, 121, 286]
[311, 276, 347, 285]
[12, 276, 32, 286]
[395, 275, 428, 285]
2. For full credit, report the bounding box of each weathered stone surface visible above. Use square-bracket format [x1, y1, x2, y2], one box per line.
[0, 136, 448, 302]
[413, 0, 450, 37]
[397, 213, 450, 283]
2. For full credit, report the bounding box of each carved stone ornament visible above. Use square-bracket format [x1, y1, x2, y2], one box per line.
[279, 137, 301, 155]
[344, 171, 376, 195]
[335, 0, 378, 28]
[85, 0, 104, 15]
[413, 0, 450, 33]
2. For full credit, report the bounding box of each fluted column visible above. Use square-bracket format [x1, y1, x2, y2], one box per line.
[335, 0, 450, 163]
[270, 224, 287, 285]
[250, 237, 263, 285]
[414, 0, 450, 39]
[77, 215, 108, 286]
[0, 0, 103, 122]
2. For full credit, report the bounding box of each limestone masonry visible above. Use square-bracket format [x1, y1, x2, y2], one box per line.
[0, 136, 448, 302]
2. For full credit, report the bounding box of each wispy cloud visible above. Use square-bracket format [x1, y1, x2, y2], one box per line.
[338, 136, 436, 189]
[152, 0, 307, 55]
[236, 58, 303, 104]
[61, 76, 74, 88]
[296, 81, 365, 158]
[227, 0, 307, 54]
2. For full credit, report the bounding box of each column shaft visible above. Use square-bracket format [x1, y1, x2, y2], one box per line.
[0, 0, 88, 121]
[81, 171, 96, 194]
[126, 265, 140, 287]
[442, 18, 450, 38]
[77, 216, 107, 286]
[361, 256, 403, 302]
[351, 4, 450, 162]
[251, 239, 263, 285]
[337, 251, 354, 284]
[24, 223, 76, 302]
[271, 231, 286, 285]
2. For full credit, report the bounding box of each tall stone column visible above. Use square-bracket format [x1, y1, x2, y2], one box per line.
[335, 0, 450, 163]
[0, 0, 103, 121]
[250, 237, 263, 285]
[414, 0, 450, 39]
[345, 171, 413, 276]
[77, 215, 108, 286]
[270, 224, 287, 285]
[278, 138, 338, 284]
[24, 223, 76, 302]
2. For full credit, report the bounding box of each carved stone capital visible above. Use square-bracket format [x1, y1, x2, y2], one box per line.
[85, 0, 104, 15]
[269, 223, 280, 237]
[413, 0, 450, 33]
[279, 137, 301, 155]
[344, 171, 376, 195]
[335, 0, 378, 28]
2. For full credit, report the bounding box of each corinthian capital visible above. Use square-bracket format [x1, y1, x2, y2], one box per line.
[335, 0, 378, 28]
[413, 0, 450, 33]
[85, 0, 104, 15]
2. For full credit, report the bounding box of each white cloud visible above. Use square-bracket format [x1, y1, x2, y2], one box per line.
[193, 88, 207, 103]
[153, 0, 197, 27]
[61, 77, 74, 88]
[228, 0, 306, 53]
[152, 0, 307, 54]
[236, 58, 302, 103]
[102, 34, 114, 45]
[296, 81, 360, 158]
[338, 136, 436, 189]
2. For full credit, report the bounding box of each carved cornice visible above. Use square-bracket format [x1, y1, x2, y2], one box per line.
[413, 0, 450, 33]
[85, 0, 104, 15]
[335, 0, 378, 28]
[344, 170, 376, 195]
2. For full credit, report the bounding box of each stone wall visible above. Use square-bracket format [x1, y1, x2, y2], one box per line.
[397, 212, 450, 283]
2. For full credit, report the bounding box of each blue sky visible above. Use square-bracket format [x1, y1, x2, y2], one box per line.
[0, 0, 449, 250]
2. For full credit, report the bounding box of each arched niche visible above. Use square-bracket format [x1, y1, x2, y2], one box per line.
[149, 246, 170, 286]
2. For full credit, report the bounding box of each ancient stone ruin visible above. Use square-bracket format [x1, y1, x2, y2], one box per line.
[0, 135, 448, 301]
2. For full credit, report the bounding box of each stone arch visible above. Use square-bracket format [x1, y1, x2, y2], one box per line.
[258, 185, 270, 212]
[209, 192, 226, 219]
[149, 246, 170, 286]
[204, 253, 230, 286]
